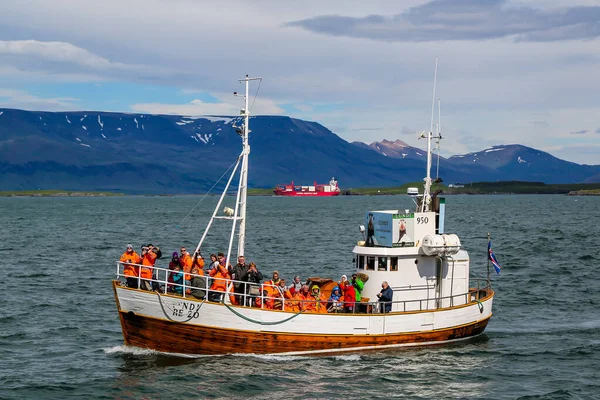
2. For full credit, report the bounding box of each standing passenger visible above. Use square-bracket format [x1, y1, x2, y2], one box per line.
[242, 262, 263, 307]
[140, 245, 158, 291]
[208, 257, 230, 302]
[231, 256, 249, 305]
[120, 244, 142, 288]
[377, 281, 394, 313]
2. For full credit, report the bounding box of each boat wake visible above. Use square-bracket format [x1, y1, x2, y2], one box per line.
[103, 345, 159, 356]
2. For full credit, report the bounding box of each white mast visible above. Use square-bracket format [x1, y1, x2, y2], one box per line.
[235, 75, 260, 258]
[421, 58, 438, 212]
[196, 75, 260, 263]
[436, 98, 441, 181]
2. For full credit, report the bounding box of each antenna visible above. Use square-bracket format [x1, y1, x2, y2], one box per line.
[436, 98, 442, 181]
[422, 58, 438, 212]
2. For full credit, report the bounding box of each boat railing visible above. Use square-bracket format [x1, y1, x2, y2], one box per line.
[115, 261, 491, 314]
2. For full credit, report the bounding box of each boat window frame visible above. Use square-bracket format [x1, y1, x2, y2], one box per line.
[378, 257, 388, 271]
[366, 256, 376, 271]
[390, 257, 399, 271]
[358, 255, 365, 270]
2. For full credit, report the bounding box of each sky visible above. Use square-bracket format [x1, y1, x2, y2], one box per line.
[0, 0, 599, 164]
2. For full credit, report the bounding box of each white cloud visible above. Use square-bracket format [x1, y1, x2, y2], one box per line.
[0, 88, 78, 110]
[0, 40, 129, 70]
[130, 96, 284, 116]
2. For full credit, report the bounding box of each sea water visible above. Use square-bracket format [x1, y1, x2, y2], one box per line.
[1, 194, 599, 399]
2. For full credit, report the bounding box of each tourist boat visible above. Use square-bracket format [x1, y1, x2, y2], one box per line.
[112, 74, 494, 356]
[273, 178, 341, 196]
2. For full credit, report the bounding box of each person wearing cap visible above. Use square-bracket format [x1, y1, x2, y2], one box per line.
[304, 285, 327, 313]
[120, 244, 142, 288]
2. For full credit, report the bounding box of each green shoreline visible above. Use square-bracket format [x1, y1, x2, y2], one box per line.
[0, 190, 124, 197]
[2, 182, 600, 197]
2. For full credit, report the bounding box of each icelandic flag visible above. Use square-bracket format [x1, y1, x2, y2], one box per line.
[488, 241, 501, 274]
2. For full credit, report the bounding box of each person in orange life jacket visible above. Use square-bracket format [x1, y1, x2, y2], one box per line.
[140, 244, 160, 291]
[288, 275, 302, 295]
[179, 246, 194, 289]
[339, 275, 357, 313]
[261, 275, 282, 309]
[231, 255, 249, 305]
[120, 244, 142, 288]
[377, 281, 394, 313]
[208, 254, 230, 302]
[304, 285, 327, 313]
[242, 262, 263, 307]
[294, 284, 312, 311]
[265, 271, 281, 287]
[255, 288, 273, 309]
[273, 279, 292, 310]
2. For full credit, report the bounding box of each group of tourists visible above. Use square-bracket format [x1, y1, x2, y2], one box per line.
[119, 244, 395, 314]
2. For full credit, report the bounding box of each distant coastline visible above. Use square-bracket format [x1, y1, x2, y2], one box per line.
[567, 189, 600, 196]
[0, 190, 124, 197]
[3, 182, 599, 197]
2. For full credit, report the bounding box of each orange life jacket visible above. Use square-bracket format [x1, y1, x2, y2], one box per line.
[209, 264, 229, 292]
[140, 252, 157, 279]
[181, 254, 194, 280]
[304, 293, 327, 313]
[120, 251, 141, 277]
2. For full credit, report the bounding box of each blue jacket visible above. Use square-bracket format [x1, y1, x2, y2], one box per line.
[171, 271, 183, 294]
[378, 286, 393, 312]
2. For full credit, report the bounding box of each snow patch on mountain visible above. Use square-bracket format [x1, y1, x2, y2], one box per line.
[134, 118, 139, 129]
[101, 133, 107, 139]
[82, 126, 87, 131]
[117, 127, 122, 131]
[98, 115, 104, 129]
[80, 143, 91, 148]
[518, 156, 527, 164]
[75, 137, 81, 142]
[65, 115, 71, 124]
[193, 116, 234, 124]
[196, 132, 212, 144]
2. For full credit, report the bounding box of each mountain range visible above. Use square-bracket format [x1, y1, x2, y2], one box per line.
[0, 108, 598, 193]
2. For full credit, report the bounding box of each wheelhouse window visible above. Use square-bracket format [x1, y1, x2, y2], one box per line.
[390, 257, 398, 271]
[378, 257, 388, 271]
[366, 256, 376, 270]
[358, 255, 365, 270]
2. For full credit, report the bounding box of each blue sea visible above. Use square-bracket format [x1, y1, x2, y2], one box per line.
[1, 194, 599, 399]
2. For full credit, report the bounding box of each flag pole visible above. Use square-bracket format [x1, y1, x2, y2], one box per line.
[486, 232, 491, 281]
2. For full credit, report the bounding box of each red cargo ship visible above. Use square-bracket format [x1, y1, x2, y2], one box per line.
[273, 177, 341, 196]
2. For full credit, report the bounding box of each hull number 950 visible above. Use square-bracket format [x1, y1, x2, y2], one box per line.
[416, 216, 429, 224]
